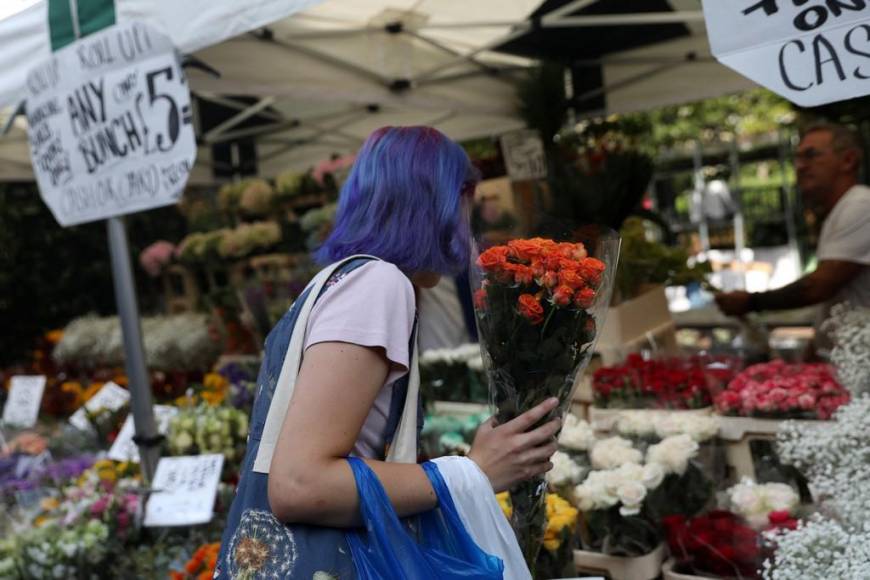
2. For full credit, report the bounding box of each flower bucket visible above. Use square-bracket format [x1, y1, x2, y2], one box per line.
[662, 558, 716, 580]
[573, 543, 665, 580]
[590, 406, 713, 432]
[717, 415, 833, 481]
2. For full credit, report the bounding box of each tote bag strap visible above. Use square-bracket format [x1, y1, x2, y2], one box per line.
[253, 254, 380, 473]
[385, 323, 420, 464]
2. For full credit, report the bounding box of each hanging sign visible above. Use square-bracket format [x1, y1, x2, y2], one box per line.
[108, 404, 178, 462]
[500, 129, 547, 181]
[69, 381, 131, 431]
[2, 376, 47, 428]
[702, 0, 870, 106]
[25, 20, 196, 226]
[144, 454, 224, 527]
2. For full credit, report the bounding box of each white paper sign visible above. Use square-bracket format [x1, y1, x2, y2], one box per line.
[69, 381, 131, 431]
[108, 405, 178, 462]
[144, 454, 224, 527]
[702, 0, 870, 106]
[500, 129, 547, 181]
[2, 376, 46, 428]
[25, 21, 196, 227]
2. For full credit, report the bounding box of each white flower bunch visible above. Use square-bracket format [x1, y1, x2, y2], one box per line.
[645, 434, 699, 476]
[822, 303, 870, 396]
[54, 313, 220, 372]
[420, 343, 482, 367]
[778, 396, 870, 526]
[573, 461, 665, 516]
[727, 478, 799, 529]
[558, 413, 596, 452]
[546, 450, 586, 487]
[763, 516, 870, 579]
[615, 411, 720, 442]
[590, 437, 643, 470]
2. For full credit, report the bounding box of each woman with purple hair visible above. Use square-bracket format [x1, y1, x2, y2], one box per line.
[216, 127, 556, 578]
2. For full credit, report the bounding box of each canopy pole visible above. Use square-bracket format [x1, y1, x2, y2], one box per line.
[107, 216, 161, 482]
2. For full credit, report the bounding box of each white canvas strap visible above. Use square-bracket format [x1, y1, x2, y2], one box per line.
[253, 255, 420, 473]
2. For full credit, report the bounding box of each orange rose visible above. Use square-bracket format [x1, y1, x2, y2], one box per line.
[574, 287, 596, 309]
[517, 294, 545, 325]
[530, 259, 545, 277]
[558, 269, 585, 290]
[473, 288, 488, 310]
[578, 257, 606, 287]
[552, 285, 574, 307]
[541, 271, 559, 289]
[477, 246, 509, 271]
[508, 239, 545, 262]
[513, 264, 535, 286]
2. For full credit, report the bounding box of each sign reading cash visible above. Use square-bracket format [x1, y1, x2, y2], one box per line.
[702, 0, 870, 106]
[25, 20, 196, 226]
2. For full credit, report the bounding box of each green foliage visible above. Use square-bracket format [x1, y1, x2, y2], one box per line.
[0, 184, 186, 367]
[615, 217, 711, 300]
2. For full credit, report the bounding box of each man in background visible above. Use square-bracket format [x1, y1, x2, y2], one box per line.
[715, 123, 870, 353]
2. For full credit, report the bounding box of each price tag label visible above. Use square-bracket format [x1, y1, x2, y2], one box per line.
[2, 376, 46, 428]
[108, 405, 178, 462]
[144, 454, 224, 527]
[69, 381, 131, 431]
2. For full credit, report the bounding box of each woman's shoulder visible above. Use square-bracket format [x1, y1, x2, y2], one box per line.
[331, 259, 413, 297]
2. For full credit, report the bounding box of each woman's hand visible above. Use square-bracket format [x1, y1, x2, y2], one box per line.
[467, 397, 562, 493]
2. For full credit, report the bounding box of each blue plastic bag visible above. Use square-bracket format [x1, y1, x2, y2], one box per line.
[345, 457, 504, 579]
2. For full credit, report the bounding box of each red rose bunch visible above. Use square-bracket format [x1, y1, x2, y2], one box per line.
[664, 510, 761, 579]
[592, 354, 738, 410]
[714, 360, 849, 420]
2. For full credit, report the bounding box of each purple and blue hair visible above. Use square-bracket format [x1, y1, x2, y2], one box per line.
[315, 126, 478, 274]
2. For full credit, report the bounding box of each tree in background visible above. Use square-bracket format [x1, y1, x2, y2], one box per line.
[0, 184, 186, 367]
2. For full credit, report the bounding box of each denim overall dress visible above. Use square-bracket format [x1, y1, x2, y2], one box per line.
[215, 256, 423, 579]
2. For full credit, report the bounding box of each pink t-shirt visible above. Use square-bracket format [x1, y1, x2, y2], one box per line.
[301, 260, 416, 459]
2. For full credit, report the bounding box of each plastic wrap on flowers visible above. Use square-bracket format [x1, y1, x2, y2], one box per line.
[471, 227, 619, 568]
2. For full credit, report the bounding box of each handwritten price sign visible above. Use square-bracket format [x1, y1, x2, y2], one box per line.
[2, 376, 46, 428]
[702, 0, 870, 106]
[25, 21, 196, 227]
[144, 454, 224, 527]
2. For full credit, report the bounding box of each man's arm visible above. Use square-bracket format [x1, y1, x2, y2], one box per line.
[715, 260, 864, 316]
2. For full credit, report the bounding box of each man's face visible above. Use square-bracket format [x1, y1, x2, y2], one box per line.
[795, 130, 854, 208]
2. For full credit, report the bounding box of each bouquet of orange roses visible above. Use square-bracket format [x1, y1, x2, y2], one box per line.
[473, 232, 618, 568]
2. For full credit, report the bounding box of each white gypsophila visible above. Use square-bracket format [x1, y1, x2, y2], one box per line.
[615, 411, 660, 438]
[655, 414, 720, 443]
[558, 413, 597, 452]
[546, 451, 585, 487]
[590, 437, 643, 470]
[777, 396, 870, 525]
[727, 478, 799, 530]
[645, 434, 699, 476]
[763, 516, 870, 579]
[821, 303, 870, 396]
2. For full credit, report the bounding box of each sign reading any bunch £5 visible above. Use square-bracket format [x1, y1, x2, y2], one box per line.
[25, 20, 196, 226]
[702, 0, 870, 106]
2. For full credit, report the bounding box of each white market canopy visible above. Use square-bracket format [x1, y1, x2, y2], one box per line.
[0, 0, 763, 183]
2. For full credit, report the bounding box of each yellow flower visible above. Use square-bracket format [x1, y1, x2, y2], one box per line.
[33, 515, 48, 528]
[201, 389, 226, 406]
[175, 394, 199, 408]
[40, 497, 60, 511]
[80, 382, 104, 406]
[542, 494, 579, 552]
[46, 329, 64, 344]
[203, 373, 229, 392]
[496, 492, 513, 519]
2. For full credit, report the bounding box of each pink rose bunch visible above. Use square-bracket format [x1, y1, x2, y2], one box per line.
[139, 240, 176, 277]
[715, 360, 849, 419]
